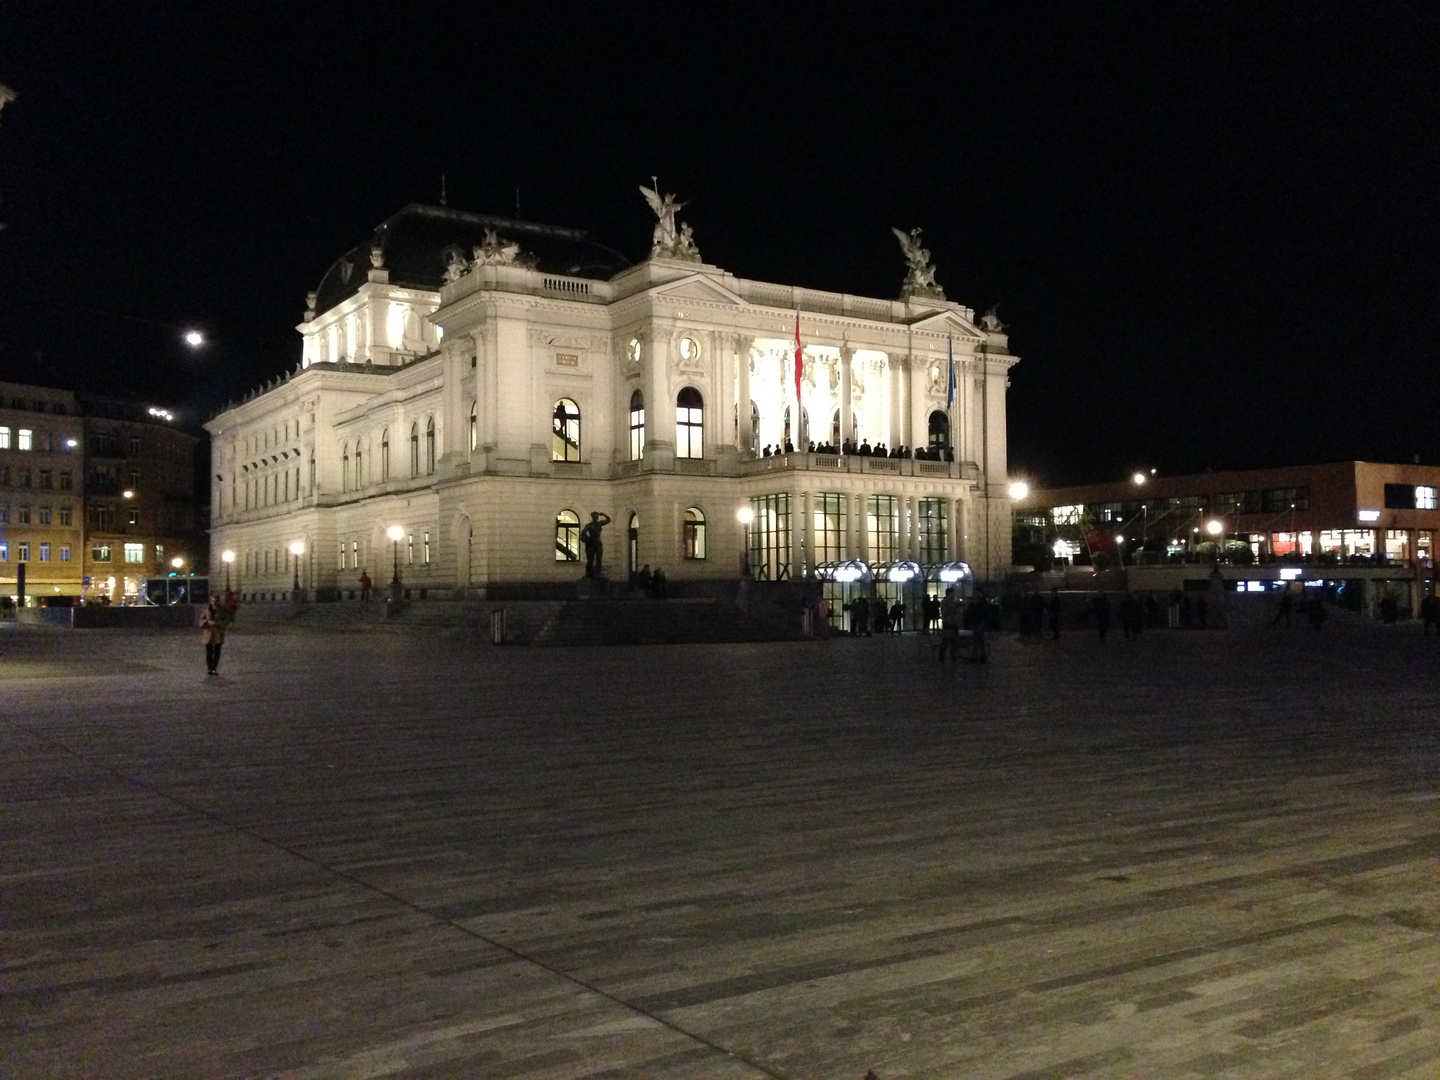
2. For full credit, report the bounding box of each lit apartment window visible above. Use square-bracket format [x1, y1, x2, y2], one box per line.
[0, 541, 6, 560]
[155, 544, 164, 565]
[423, 531, 431, 564]
[92, 544, 112, 562]
[1418, 486, 1438, 510]
[128, 509, 140, 526]
[124, 543, 144, 563]
[17, 429, 31, 450]
[0, 426, 9, 448]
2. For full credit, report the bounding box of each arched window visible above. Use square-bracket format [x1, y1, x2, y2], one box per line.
[468, 402, 477, 453]
[783, 406, 809, 448]
[341, 444, 350, 492]
[555, 509, 581, 562]
[683, 507, 707, 560]
[627, 512, 640, 577]
[628, 390, 645, 461]
[426, 417, 436, 473]
[355, 442, 363, 487]
[928, 410, 950, 450]
[552, 399, 581, 461]
[750, 400, 760, 453]
[380, 429, 390, 480]
[676, 387, 704, 459]
[409, 423, 419, 477]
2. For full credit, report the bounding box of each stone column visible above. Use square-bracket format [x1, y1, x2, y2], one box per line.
[644, 331, 675, 468]
[839, 346, 854, 447]
[803, 490, 816, 574]
[735, 335, 753, 452]
[954, 496, 967, 563]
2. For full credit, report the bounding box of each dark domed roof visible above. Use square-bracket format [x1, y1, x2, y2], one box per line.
[312, 203, 632, 315]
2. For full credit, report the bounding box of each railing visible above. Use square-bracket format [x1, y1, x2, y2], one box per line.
[738, 453, 970, 481]
[542, 276, 592, 297]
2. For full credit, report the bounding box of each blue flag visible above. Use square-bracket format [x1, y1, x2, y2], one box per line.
[946, 337, 956, 409]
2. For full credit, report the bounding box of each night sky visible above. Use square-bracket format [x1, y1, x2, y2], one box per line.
[0, 3, 1434, 486]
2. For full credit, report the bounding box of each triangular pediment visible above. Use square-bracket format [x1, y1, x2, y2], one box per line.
[651, 275, 746, 307]
[908, 309, 983, 339]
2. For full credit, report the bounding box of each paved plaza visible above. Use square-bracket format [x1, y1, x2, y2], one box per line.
[2, 617, 1438, 1079]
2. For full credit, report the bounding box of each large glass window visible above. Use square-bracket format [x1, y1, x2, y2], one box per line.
[813, 493, 846, 563]
[748, 493, 791, 580]
[928, 410, 950, 450]
[17, 429, 31, 450]
[552, 399, 581, 461]
[92, 543, 111, 562]
[555, 510, 581, 562]
[676, 387, 704, 459]
[918, 497, 948, 563]
[124, 543, 144, 563]
[628, 390, 645, 460]
[426, 418, 436, 473]
[867, 494, 898, 563]
[1417, 486, 1438, 510]
[627, 513, 640, 575]
[683, 507, 707, 559]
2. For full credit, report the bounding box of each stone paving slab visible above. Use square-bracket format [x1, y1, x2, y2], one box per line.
[0, 621, 1437, 1078]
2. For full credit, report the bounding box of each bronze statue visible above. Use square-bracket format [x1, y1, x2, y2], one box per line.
[579, 511, 611, 578]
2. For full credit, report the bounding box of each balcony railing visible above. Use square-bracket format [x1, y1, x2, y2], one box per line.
[740, 452, 978, 481]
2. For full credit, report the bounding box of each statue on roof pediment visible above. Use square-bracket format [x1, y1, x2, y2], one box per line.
[980, 305, 1006, 333]
[892, 226, 944, 300]
[641, 185, 701, 262]
[473, 227, 523, 268]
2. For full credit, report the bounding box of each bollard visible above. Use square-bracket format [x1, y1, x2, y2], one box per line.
[490, 607, 507, 644]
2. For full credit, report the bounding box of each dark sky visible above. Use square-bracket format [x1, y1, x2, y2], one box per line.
[0, 3, 1435, 485]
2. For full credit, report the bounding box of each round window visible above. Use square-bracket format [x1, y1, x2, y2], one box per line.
[626, 337, 642, 364]
[679, 335, 701, 362]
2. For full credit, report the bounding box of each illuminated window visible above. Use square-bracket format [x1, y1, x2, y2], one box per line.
[155, 544, 163, 565]
[813, 493, 846, 563]
[555, 509, 581, 562]
[675, 387, 703, 459]
[867, 495, 898, 562]
[748, 493, 791, 581]
[338, 540, 346, 570]
[469, 402, 477, 453]
[552, 399, 581, 461]
[17, 428, 31, 450]
[1051, 504, 1084, 526]
[423, 531, 431, 564]
[124, 543, 144, 563]
[0, 426, 8, 448]
[683, 507, 707, 560]
[407, 533, 414, 566]
[0, 542, 6, 560]
[918, 497, 948, 563]
[628, 390, 645, 460]
[1417, 486, 1438, 510]
[38, 543, 50, 562]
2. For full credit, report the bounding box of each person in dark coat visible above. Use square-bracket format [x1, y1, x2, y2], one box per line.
[1092, 593, 1112, 641]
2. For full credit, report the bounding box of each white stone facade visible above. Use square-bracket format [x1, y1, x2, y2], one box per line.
[207, 204, 1019, 598]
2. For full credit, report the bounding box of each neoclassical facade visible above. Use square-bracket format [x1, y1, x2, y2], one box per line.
[206, 200, 1019, 599]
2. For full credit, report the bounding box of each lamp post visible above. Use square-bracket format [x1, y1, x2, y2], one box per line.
[387, 524, 405, 603]
[736, 507, 754, 578]
[221, 549, 234, 592]
[289, 539, 305, 601]
[1206, 518, 1224, 562]
[1131, 472, 1148, 566]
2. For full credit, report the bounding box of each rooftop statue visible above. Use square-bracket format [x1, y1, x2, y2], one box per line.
[473, 227, 522, 267]
[980, 305, 1006, 333]
[892, 226, 944, 299]
[641, 184, 701, 262]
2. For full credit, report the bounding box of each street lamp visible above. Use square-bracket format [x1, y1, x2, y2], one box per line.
[183, 329, 205, 348]
[1008, 480, 1029, 501]
[736, 507, 754, 577]
[221, 549, 234, 591]
[1206, 518, 1224, 562]
[387, 524, 405, 601]
[1132, 471, 1149, 562]
[289, 539, 305, 598]
[171, 556, 184, 571]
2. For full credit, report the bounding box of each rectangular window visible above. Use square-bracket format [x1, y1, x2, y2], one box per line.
[16, 506, 30, 525]
[1384, 483, 1416, 510]
[38, 469, 51, 489]
[0, 426, 8, 448]
[748, 493, 791, 581]
[128, 509, 140, 526]
[17, 428, 31, 450]
[338, 540, 346, 570]
[17, 542, 30, 561]
[18, 468, 31, 488]
[813, 493, 847, 563]
[60, 545, 70, 562]
[918, 497, 948, 563]
[407, 533, 414, 566]
[124, 543, 144, 563]
[0, 541, 6, 560]
[423, 532, 431, 565]
[38, 542, 50, 562]
[129, 436, 140, 455]
[59, 506, 72, 526]
[1050, 504, 1084, 526]
[92, 544, 112, 562]
[39, 433, 51, 452]
[867, 495, 898, 563]
[38, 507, 51, 525]
[351, 540, 358, 567]
[59, 470, 72, 490]
[1416, 486, 1438, 510]
[155, 544, 164, 565]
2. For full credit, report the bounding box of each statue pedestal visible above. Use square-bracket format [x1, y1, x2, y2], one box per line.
[577, 577, 609, 600]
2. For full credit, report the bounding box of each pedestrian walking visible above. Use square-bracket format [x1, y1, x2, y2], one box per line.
[359, 570, 373, 602]
[1120, 592, 1142, 639]
[937, 586, 963, 663]
[1092, 593, 1112, 641]
[200, 595, 232, 676]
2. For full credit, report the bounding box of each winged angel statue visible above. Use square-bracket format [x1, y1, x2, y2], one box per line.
[891, 226, 944, 299]
[641, 185, 701, 261]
